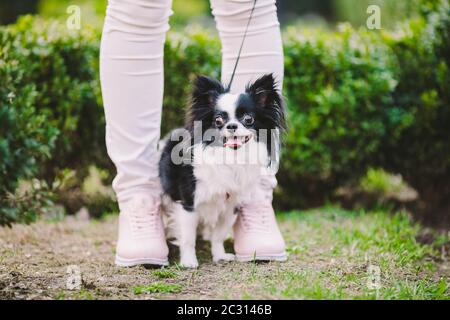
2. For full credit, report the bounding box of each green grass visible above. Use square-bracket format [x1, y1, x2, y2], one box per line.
[152, 269, 178, 279]
[127, 207, 448, 300]
[54, 289, 95, 300]
[133, 283, 182, 295]
[3, 205, 447, 300]
[246, 208, 450, 300]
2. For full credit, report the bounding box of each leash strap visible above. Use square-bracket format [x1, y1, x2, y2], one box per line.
[227, 0, 258, 91]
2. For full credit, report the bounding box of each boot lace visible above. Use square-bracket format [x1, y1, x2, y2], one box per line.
[127, 197, 161, 239]
[239, 202, 272, 233]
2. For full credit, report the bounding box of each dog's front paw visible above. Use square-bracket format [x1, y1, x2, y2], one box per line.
[213, 253, 235, 263]
[180, 255, 199, 268]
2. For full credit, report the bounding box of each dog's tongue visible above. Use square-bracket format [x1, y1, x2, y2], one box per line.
[224, 136, 243, 148]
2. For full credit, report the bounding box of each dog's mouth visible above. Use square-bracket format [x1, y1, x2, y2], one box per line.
[223, 135, 251, 150]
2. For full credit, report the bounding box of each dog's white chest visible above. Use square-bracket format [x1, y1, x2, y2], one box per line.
[190, 141, 268, 230]
[192, 142, 267, 204]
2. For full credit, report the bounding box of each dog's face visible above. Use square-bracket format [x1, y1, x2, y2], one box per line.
[213, 94, 255, 149]
[187, 74, 285, 154]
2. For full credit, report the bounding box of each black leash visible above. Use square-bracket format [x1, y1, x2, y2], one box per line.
[227, 0, 258, 91]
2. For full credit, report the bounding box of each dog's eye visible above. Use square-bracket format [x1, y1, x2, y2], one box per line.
[215, 116, 224, 127]
[243, 114, 254, 126]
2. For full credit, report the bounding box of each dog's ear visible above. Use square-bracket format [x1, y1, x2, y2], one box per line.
[246, 73, 286, 131]
[192, 75, 225, 107]
[246, 73, 280, 108]
[186, 75, 225, 129]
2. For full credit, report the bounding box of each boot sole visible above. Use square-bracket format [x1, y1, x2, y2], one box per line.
[115, 255, 169, 267]
[236, 252, 287, 262]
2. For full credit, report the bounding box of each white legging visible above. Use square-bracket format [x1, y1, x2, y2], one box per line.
[100, 0, 283, 205]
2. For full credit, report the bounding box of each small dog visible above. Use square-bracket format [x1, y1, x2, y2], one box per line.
[159, 73, 285, 267]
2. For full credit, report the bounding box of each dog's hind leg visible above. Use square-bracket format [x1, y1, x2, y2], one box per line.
[177, 207, 199, 268]
[210, 213, 237, 263]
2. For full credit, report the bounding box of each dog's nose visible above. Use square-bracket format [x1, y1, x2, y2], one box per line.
[226, 123, 238, 131]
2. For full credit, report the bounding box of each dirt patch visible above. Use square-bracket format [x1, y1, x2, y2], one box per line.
[0, 216, 289, 299]
[0, 212, 448, 300]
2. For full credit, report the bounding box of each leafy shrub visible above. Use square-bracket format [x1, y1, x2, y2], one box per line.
[379, 0, 450, 223]
[2, 16, 109, 181]
[278, 25, 398, 208]
[0, 16, 110, 224]
[0, 24, 58, 225]
[1, 180, 58, 226]
[278, 0, 450, 217]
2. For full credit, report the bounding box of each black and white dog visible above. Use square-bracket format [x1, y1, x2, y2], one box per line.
[159, 74, 285, 267]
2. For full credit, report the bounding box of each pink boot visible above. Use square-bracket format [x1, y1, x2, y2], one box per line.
[233, 201, 287, 262]
[115, 194, 169, 267]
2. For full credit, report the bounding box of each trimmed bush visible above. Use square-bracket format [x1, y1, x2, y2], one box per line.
[3, 17, 108, 181]
[0, 24, 58, 225]
[0, 16, 108, 224]
[278, 25, 398, 208]
[380, 1, 450, 223]
[279, 0, 449, 216]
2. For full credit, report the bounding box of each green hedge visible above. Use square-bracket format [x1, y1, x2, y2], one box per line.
[278, 26, 398, 208]
[380, 2, 450, 222]
[0, 26, 58, 224]
[0, 17, 107, 224]
[1, 17, 107, 179]
[0, 0, 448, 224]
